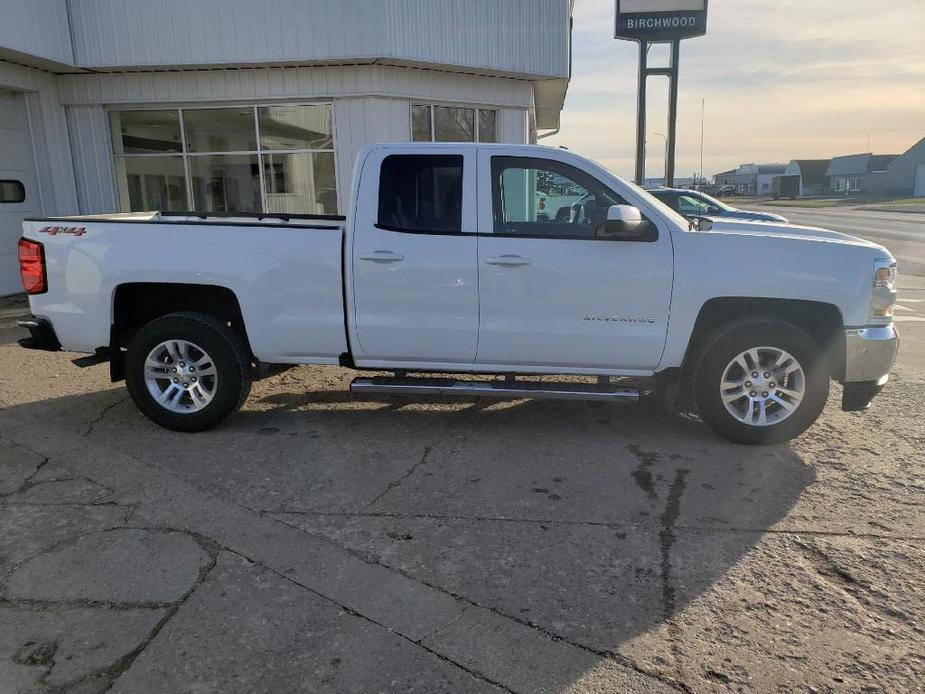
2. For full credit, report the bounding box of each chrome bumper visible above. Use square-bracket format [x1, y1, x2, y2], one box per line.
[841, 325, 898, 412]
[844, 325, 899, 382]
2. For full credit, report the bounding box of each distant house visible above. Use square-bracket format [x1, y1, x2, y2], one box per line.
[713, 163, 786, 196]
[713, 169, 737, 187]
[782, 160, 830, 197]
[756, 164, 787, 196]
[864, 137, 925, 197]
[733, 173, 757, 195]
[826, 153, 898, 195]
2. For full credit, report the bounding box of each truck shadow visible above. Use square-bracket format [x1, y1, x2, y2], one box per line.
[3, 381, 815, 688]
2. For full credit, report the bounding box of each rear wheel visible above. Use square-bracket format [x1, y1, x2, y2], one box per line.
[693, 318, 829, 444]
[125, 312, 252, 432]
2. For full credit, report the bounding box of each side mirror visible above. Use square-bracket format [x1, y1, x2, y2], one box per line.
[688, 216, 713, 232]
[601, 204, 644, 237]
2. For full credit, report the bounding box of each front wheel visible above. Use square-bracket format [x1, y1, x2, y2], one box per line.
[693, 318, 830, 444]
[125, 312, 252, 432]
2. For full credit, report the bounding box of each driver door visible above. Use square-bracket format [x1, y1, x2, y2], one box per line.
[475, 151, 673, 372]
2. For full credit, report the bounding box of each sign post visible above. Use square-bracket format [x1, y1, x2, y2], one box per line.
[615, 1, 708, 186]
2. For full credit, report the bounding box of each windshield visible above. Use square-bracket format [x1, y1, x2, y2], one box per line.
[634, 188, 692, 227]
[576, 159, 693, 230]
[694, 190, 734, 211]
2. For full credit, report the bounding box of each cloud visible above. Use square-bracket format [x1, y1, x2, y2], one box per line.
[548, 0, 925, 178]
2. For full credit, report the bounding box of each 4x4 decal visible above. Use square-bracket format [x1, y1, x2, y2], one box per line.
[39, 226, 87, 237]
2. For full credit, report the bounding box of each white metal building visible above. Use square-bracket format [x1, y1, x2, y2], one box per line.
[0, 0, 574, 295]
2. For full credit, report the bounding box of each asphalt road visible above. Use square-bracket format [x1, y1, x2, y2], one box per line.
[756, 205, 925, 277]
[1, 279, 923, 692]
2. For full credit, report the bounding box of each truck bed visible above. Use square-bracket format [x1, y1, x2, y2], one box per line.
[22, 212, 349, 363]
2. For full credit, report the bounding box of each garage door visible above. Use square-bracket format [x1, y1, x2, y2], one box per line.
[914, 163, 925, 198]
[0, 89, 40, 296]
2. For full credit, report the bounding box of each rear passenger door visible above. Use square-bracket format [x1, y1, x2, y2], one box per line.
[350, 149, 479, 364]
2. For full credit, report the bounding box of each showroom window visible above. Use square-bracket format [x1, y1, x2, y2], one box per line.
[109, 104, 338, 215]
[411, 104, 497, 143]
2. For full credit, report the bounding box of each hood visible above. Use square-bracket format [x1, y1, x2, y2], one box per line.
[704, 218, 887, 251]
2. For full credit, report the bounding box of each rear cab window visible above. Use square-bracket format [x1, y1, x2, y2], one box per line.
[377, 155, 463, 233]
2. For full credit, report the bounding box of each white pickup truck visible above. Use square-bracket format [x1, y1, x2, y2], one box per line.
[16, 143, 899, 444]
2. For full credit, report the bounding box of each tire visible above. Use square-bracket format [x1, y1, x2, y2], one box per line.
[125, 312, 252, 432]
[693, 318, 829, 445]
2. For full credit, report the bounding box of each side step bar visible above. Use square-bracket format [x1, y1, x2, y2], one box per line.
[350, 377, 639, 403]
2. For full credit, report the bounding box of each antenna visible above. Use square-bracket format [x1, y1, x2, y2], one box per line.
[699, 98, 705, 190]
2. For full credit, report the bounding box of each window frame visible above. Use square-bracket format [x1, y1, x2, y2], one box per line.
[375, 154, 464, 235]
[489, 156, 658, 242]
[108, 102, 339, 214]
[410, 103, 498, 143]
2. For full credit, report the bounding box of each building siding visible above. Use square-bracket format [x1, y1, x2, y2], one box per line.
[67, 0, 569, 78]
[0, 60, 79, 214]
[64, 94, 531, 213]
[865, 138, 925, 196]
[3, 2, 566, 218]
[56, 65, 535, 110]
[0, 0, 74, 68]
[65, 105, 118, 213]
[333, 97, 410, 208]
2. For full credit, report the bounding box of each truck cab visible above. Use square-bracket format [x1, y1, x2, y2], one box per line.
[348, 144, 673, 373]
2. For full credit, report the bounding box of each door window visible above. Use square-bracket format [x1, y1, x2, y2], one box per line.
[377, 155, 463, 233]
[491, 157, 651, 240]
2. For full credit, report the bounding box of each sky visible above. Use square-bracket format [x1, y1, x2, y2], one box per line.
[546, 0, 925, 180]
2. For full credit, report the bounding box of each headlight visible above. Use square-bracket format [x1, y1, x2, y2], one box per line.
[871, 259, 897, 319]
[874, 265, 896, 290]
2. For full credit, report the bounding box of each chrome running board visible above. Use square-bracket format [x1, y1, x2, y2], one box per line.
[350, 377, 639, 403]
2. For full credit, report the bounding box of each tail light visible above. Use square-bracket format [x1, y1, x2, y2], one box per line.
[18, 238, 47, 294]
[539, 198, 546, 210]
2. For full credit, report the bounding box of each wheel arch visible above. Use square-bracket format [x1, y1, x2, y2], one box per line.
[685, 297, 845, 381]
[109, 283, 253, 381]
[662, 297, 845, 411]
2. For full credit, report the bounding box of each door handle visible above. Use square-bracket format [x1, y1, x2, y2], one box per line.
[359, 250, 404, 263]
[486, 255, 531, 267]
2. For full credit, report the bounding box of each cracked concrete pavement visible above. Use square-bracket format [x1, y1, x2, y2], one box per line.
[0, 278, 923, 692]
